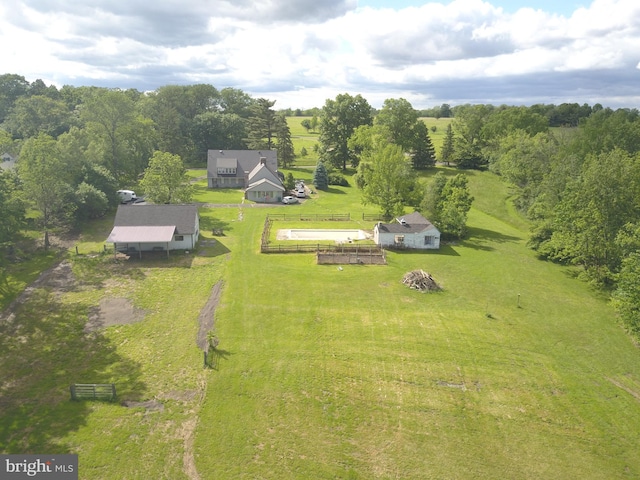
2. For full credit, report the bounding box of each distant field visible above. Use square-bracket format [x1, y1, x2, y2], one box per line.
[286, 116, 453, 168]
[287, 116, 321, 166]
[420, 116, 453, 155]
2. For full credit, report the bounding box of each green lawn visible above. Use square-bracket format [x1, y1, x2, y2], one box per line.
[1, 168, 640, 479]
[286, 116, 453, 168]
[288, 116, 321, 166]
[420, 117, 453, 155]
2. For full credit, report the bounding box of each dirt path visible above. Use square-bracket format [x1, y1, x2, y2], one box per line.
[2, 252, 224, 480]
[0, 259, 75, 323]
[196, 281, 223, 350]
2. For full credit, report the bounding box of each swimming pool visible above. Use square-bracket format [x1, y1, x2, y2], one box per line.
[276, 229, 371, 241]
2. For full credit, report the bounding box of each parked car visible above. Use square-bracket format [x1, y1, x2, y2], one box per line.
[282, 196, 299, 204]
[296, 190, 306, 198]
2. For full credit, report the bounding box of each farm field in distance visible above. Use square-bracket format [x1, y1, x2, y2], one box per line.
[1, 168, 639, 479]
[286, 116, 453, 167]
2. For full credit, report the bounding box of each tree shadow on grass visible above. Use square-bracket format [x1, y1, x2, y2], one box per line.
[204, 348, 232, 371]
[461, 226, 523, 251]
[0, 288, 146, 454]
[392, 245, 460, 257]
[197, 238, 231, 258]
[199, 214, 232, 236]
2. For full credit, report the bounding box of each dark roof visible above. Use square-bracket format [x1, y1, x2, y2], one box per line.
[377, 211, 438, 234]
[207, 150, 277, 177]
[399, 212, 430, 225]
[114, 205, 198, 235]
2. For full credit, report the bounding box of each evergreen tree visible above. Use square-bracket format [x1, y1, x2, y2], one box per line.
[246, 98, 277, 150]
[441, 123, 454, 166]
[276, 113, 295, 168]
[313, 161, 329, 190]
[411, 121, 436, 169]
[285, 172, 295, 191]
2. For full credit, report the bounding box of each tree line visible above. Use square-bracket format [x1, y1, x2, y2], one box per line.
[2, 72, 640, 338]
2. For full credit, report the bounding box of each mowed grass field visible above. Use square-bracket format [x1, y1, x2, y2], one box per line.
[1, 168, 640, 479]
[287, 116, 452, 166]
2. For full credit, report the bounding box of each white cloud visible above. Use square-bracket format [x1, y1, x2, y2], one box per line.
[0, 0, 639, 108]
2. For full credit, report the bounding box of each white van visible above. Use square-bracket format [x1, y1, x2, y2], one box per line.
[117, 190, 137, 203]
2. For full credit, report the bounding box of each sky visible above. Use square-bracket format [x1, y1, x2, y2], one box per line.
[1, 0, 639, 110]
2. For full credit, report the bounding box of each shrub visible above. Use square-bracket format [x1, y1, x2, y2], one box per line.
[328, 173, 349, 187]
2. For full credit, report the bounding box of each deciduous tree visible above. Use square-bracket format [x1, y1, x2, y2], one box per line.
[536, 149, 640, 284]
[0, 169, 25, 245]
[18, 134, 74, 248]
[192, 111, 247, 156]
[376, 98, 419, 152]
[4, 95, 73, 139]
[612, 252, 640, 337]
[319, 93, 373, 170]
[359, 144, 419, 220]
[81, 89, 155, 182]
[421, 172, 473, 238]
[452, 104, 493, 169]
[139, 151, 193, 204]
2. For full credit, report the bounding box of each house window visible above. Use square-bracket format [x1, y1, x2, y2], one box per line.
[394, 235, 405, 244]
[175, 235, 184, 241]
[424, 236, 434, 245]
[217, 167, 237, 175]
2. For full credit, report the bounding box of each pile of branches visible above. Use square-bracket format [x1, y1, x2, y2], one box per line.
[402, 270, 441, 292]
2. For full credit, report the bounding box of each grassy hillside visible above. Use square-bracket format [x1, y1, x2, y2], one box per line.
[286, 116, 453, 168]
[1, 169, 639, 479]
[287, 116, 321, 167]
[192, 173, 640, 478]
[420, 116, 453, 155]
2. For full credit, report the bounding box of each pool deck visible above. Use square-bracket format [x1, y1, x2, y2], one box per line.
[276, 229, 372, 241]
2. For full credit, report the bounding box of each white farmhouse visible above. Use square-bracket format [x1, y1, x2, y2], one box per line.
[373, 212, 440, 250]
[107, 204, 199, 258]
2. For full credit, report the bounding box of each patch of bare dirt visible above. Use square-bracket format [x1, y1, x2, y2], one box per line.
[121, 399, 165, 412]
[196, 281, 223, 350]
[0, 260, 76, 323]
[85, 297, 148, 332]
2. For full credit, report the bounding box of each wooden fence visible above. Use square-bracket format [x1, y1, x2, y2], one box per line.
[70, 383, 117, 401]
[362, 213, 386, 222]
[261, 243, 384, 254]
[260, 213, 385, 262]
[267, 213, 351, 221]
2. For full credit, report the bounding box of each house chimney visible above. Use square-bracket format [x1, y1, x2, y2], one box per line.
[260, 156, 266, 165]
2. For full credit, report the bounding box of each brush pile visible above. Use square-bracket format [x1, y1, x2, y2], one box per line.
[402, 270, 441, 292]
